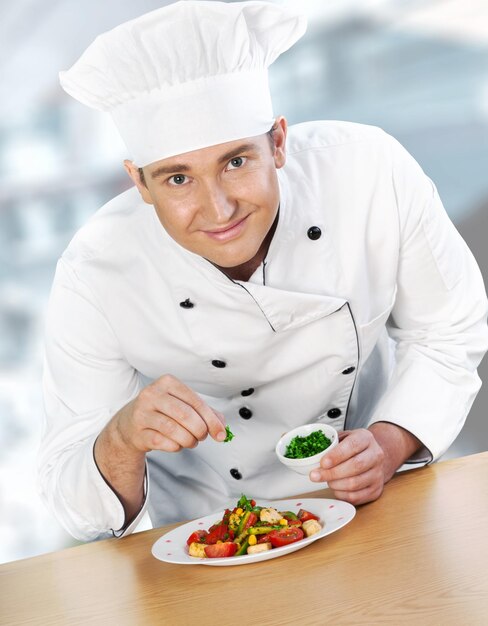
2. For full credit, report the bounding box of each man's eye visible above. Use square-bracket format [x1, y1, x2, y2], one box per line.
[227, 156, 247, 170]
[168, 174, 188, 185]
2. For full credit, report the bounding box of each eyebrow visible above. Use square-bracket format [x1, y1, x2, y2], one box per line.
[217, 142, 259, 165]
[149, 142, 260, 180]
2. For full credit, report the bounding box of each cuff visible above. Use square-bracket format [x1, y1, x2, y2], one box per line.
[368, 417, 433, 466]
[90, 438, 149, 538]
[112, 468, 149, 538]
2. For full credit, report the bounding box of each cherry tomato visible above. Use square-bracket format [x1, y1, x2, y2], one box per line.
[267, 527, 304, 547]
[204, 542, 238, 558]
[257, 533, 271, 544]
[205, 524, 229, 545]
[186, 530, 208, 546]
[297, 509, 320, 522]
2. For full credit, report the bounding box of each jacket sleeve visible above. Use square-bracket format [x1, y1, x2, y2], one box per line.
[368, 135, 488, 463]
[38, 258, 148, 541]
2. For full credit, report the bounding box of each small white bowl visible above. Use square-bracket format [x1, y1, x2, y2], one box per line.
[275, 423, 338, 476]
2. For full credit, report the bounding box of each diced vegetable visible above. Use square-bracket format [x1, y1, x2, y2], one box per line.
[248, 525, 282, 535]
[204, 542, 238, 558]
[237, 511, 251, 535]
[260, 508, 282, 524]
[286, 519, 303, 527]
[247, 542, 272, 555]
[280, 511, 299, 520]
[302, 519, 322, 537]
[237, 511, 258, 535]
[188, 542, 207, 558]
[267, 527, 304, 547]
[235, 538, 250, 556]
[186, 530, 208, 546]
[205, 523, 229, 544]
[297, 509, 320, 522]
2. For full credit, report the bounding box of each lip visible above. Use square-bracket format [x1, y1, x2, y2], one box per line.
[203, 215, 249, 242]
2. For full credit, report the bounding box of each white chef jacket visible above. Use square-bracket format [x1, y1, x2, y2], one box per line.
[39, 121, 488, 542]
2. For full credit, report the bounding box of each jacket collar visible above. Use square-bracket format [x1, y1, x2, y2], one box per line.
[148, 166, 347, 331]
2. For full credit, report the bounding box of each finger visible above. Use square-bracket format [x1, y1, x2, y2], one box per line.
[316, 448, 375, 482]
[153, 394, 210, 441]
[213, 410, 226, 427]
[161, 377, 227, 442]
[145, 411, 200, 449]
[171, 398, 226, 442]
[319, 430, 371, 470]
[331, 482, 384, 506]
[327, 467, 381, 493]
[141, 428, 182, 453]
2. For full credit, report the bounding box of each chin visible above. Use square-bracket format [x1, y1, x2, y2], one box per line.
[211, 257, 250, 269]
[214, 248, 259, 269]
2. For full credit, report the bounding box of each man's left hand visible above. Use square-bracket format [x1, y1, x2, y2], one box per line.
[309, 423, 422, 505]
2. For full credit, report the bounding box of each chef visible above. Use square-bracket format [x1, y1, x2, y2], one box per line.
[39, 1, 488, 542]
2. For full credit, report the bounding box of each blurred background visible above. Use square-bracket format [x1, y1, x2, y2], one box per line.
[0, 0, 487, 564]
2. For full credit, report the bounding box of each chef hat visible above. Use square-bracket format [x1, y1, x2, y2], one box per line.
[59, 1, 307, 167]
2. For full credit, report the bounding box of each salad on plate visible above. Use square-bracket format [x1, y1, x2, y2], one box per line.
[186, 494, 322, 559]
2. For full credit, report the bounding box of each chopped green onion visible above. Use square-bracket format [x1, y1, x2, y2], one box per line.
[284, 430, 331, 459]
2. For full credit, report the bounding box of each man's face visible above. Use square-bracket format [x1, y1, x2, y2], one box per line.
[127, 117, 287, 271]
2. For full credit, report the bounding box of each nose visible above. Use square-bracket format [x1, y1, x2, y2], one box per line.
[199, 180, 237, 225]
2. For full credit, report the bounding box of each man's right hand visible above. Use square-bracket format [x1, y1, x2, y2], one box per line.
[94, 374, 227, 526]
[114, 374, 227, 453]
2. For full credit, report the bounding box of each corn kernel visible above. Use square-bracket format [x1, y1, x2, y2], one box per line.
[279, 518, 288, 526]
[216, 540, 223, 544]
[236, 508, 244, 516]
[248, 534, 257, 546]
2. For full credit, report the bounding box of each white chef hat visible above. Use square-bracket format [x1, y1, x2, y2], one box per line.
[59, 1, 307, 167]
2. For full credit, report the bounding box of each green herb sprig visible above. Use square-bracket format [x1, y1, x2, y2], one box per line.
[223, 425, 234, 442]
[236, 494, 252, 511]
[284, 430, 331, 459]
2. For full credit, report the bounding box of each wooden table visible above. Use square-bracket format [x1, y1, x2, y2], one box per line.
[1, 452, 488, 625]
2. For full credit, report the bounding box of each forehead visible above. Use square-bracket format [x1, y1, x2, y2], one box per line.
[145, 133, 268, 178]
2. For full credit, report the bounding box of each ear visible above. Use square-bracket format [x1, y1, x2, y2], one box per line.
[123, 160, 154, 205]
[271, 116, 287, 169]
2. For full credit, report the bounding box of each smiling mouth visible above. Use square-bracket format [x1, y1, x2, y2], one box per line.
[203, 215, 250, 241]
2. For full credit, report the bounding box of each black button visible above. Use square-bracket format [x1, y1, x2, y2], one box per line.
[307, 226, 322, 240]
[179, 298, 194, 309]
[241, 388, 254, 397]
[230, 468, 242, 480]
[239, 407, 252, 420]
[212, 360, 226, 368]
[327, 408, 342, 418]
[342, 366, 355, 375]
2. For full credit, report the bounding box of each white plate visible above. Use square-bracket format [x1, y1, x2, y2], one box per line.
[151, 498, 356, 567]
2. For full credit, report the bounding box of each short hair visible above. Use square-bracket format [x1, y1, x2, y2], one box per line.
[138, 122, 278, 188]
